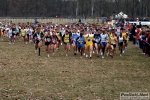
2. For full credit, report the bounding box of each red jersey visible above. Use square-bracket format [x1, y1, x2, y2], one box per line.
[136, 28, 141, 40]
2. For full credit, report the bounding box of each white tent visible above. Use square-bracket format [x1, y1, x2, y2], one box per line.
[115, 12, 128, 19]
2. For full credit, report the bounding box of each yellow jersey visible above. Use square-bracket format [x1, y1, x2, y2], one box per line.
[122, 32, 127, 40]
[64, 34, 70, 43]
[108, 33, 112, 43]
[21, 29, 26, 36]
[56, 32, 61, 40]
[86, 34, 94, 46]
[110, 36, 116, 44]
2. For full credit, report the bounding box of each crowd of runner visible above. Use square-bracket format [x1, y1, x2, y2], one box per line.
[0, 21, 150, 58]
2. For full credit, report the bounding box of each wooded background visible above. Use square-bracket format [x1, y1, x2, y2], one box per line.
[0, 0, 149, 18]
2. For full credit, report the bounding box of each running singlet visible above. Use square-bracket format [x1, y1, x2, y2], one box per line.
[108, 33, 112, 42]
[45, 35, 51, 42]
[29, 29, 33, 36]
[116, 27, 121, 36]
[94, 34, 101, 43]
[56, 32, 61, 40]
[40, 29, 43, 33]
[12, 28, 16, 35]
[21, 29, 26, 36]
[100, 34, 108, 43]
[86, 34, 94, 46]
[37, 33, 41, 40]
[8, 29, 12, 37]
[110, 36, 116, 44]
[122, 32, 127, 40]
[118, 36, 123, 43]
[16, 26, 20, 33]
[33, 33, 43, 40]
[64, 34, 70, 43]
[77, 36, 84, 46]
[116, 27, 121, 33]
[52, 35, 58, 44]
[72, 33, 79, 41]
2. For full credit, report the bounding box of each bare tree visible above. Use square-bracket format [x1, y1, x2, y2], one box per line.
[0, 0, 150, 18]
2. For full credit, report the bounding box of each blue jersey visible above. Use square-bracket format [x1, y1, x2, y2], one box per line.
[77, 36, 85, 47]
[94, 34, 101, 43]
[100, 33, 108, 46]
[72, 33, 79, 41]
[100, 34, 108, 43]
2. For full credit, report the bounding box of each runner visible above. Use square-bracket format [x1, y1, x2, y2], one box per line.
[12, 25, 17, 44]
[0, 25, 2, 40]
[28, 26, 33, 44]
[116, 25, 121, 37]
[25, 26, 30, 44]
[122, 28, 128, 53]
[7, 26, 13, 44]
[76, 31, 85, 58]
[68, 28, 72, 51]
[62, 30, 71, 56]
[93, 29, 101, 57]
[118, 32, 124, 56]
[15, 25, 20, 41]
[100, 29, 108, 58]
[51, 30, 58, 55]
[33, 27, 44, 56]
[20, 27, 26, 44]
[72, 29, 79, 55]
[1, 25, 6, 41]
[110, 32, 118, 58]
[55, 28, 61, 50]
[106, 29, 112, 56]
[43, 29, 52, 57]
[85, 29, 94, 59]
[60, 27, 66, 45]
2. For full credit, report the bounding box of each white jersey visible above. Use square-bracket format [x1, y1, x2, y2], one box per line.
[116, 27, 121, 36]
[29, 28, 33, 36]
[100, 34, 108, 42]
[37, 33, 42, 40]
[61, 29, 65, 37]
[8, 28, 12, 37]
[116, 27, 121, 33]
[25, 28, 29, 34]
[119, 36, 123, 43]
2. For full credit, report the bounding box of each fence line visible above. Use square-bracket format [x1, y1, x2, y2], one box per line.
[0, 18, 102, 24]
[143, 40, 150, 46]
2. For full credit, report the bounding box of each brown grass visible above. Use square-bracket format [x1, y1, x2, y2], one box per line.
[0, 37, 150, 100]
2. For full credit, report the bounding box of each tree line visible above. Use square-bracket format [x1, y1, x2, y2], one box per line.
[0, 0, 149, 18]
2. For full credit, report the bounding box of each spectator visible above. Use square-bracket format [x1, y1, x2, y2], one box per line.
[34, 18, 38, 23]
[78, 18, 82, 23]
[136, 25, 141, 48]
[131, 23, 136, 44]
[140, 30, 147, 54]
[146, 32, 150, 57]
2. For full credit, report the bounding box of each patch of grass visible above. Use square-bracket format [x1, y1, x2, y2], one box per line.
[0, 38, 150, 100]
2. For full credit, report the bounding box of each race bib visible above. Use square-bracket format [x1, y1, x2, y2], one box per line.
[47, 38, 51, 42]
[79, 40, 83, 44]
[95, 38, 100, 42]
[52, 39, 56, 43]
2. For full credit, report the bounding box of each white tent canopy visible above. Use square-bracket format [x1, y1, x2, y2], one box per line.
[115, 11, 128, 19]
